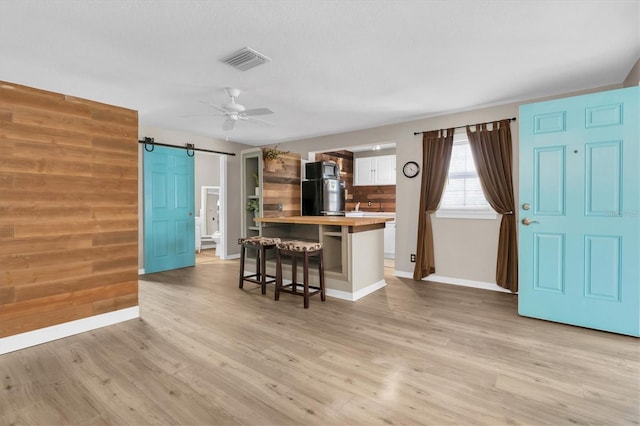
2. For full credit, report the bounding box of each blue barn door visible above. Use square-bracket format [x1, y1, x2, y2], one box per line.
[519, 86, 639, 336]
[144, 145, 195, 274]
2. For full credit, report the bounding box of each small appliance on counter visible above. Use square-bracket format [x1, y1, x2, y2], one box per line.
[302, 161, 345, 216]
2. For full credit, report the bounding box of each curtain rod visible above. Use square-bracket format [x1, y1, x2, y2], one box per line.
[413, 117, 516, 136]
[138, 137, 236, 156]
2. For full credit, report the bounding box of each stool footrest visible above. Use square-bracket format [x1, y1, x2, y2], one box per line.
[278, 283, 321, 297]
[242, 274, 277, 285]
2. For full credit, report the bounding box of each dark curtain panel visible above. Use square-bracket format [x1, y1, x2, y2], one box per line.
[466, 120, 518, 292]
[413, 129, 454, 280]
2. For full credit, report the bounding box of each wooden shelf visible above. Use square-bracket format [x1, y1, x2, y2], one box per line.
[323, 231, 342, 237]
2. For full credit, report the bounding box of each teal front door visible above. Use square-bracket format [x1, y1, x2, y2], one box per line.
[144, 145, 195, 274]
[519, 86, 639, 336]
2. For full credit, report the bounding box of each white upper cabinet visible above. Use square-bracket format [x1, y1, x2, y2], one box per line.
[354, 155, 396, 186]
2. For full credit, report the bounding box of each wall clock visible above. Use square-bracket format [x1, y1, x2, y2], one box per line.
[402, 161, 420, 178]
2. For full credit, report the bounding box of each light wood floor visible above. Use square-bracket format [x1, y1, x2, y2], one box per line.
[1, 255, 638, 425]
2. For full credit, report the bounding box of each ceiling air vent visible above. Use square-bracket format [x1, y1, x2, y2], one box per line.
[220, 47, 271, 71]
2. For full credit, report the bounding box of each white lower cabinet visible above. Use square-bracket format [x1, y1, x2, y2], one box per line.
[384, 221, 395, 259]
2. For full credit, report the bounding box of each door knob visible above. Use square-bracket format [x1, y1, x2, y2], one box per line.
[521, 218, 539, 225]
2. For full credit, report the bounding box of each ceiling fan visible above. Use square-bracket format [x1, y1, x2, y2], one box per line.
[201, 87, 274, 131]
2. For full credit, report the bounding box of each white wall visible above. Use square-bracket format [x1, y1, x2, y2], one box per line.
[277, 84, 621, 283]
[137, 126, 251, 269]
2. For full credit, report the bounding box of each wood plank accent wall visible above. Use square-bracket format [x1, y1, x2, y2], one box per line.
[262, 151, 301, 217]
[350, 185, 397, 212]
[0, 81, 138, 338]
[316, 151, 396, 212]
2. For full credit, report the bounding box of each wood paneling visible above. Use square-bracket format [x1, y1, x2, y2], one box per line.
[262, 151, 301, 218]
[0, 81, 138, 338]
[350, 185, 397, 212]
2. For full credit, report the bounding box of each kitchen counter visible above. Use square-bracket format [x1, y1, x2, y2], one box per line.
[255, 215, 392, 228]
[252, 215, 390, 301]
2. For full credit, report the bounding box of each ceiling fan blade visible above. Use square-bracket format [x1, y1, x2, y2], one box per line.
[246, 116, 275, 127]
[199, 100, 227, 113]
[222, 118, 235, 131]
[243, 108, 273, 116]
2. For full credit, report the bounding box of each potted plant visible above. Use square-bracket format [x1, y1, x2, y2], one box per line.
[262, 145, 289, 172]
[253, 173, 260, 196]
[247, 198, 260, 218]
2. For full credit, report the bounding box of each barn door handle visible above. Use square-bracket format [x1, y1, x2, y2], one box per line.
[521, 218, 539, 225]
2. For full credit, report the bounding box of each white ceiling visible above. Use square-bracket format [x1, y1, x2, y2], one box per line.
[1, 0, 638, 146]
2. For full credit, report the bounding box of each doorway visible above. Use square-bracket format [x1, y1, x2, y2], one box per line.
[195, 153, 227, 259]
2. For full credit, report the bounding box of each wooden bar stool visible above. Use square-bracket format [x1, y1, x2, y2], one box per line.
[238, 236, 281, 295]
[275, 240, 325, 309]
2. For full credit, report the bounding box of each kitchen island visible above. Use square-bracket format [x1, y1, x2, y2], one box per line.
[254, 215, 393, 301]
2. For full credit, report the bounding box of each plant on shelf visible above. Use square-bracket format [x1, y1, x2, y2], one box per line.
[247, 198, 260, 217]
[253, 173, 260, 196]
[262, 145, 289, 172]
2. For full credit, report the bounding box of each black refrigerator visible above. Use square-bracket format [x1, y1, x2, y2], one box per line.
[302, 178, 345, 216]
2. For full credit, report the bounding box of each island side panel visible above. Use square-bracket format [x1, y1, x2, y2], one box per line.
[349, 227, 386, 294]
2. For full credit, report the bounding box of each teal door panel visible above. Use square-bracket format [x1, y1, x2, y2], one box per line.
[144, 146, 195, 274]
[519, 86, 639, 336]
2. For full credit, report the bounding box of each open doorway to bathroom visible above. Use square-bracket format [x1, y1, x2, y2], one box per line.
[195, 153, 226, 260]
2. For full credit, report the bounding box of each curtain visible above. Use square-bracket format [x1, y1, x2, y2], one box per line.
[413, 129, 454, 280]
[466, 120, 518, 292]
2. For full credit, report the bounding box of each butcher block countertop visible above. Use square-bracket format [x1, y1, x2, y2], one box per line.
[254, 215, 393, 227]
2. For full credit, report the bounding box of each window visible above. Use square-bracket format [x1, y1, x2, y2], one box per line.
[436, 133, 496, 219]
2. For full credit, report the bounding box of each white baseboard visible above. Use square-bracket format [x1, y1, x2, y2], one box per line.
[0, 306, 140, 355]
[224, 253, 240, 260]
[326, 279, 387, 302]
[394, 270, 414, 279]
[394, 270, 512, 294]
[138, 268, 145, 275]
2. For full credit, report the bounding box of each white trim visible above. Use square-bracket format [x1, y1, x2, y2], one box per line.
[225, 253, 240, 260]
[393, 270, 512, 293]
[138, 268, 145, 275]
[0, 306, 140, 355]
[325, 279, 387, 301]
[219, 155, 227, 259]
[394, 270, 414, 279]
[435, 209, 497, 220]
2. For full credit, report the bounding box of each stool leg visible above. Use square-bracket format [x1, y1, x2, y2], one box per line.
[255, 246, 261, 283]
[291, 255, 297, 294]
[260, 246, 267, 295]
[275, 249, 282, 301]
[239, 244, 245, 289]
[318, 249, 326, 302]
[303, 251, 310, 309]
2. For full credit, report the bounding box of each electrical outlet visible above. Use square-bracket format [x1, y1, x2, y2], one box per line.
[368, 200, 372, 206]
[410, 254, 416, 262]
